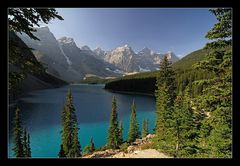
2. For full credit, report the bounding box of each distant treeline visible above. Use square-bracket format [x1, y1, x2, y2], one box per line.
[104, 69, 214, 97]
[105, 77, 156, 95]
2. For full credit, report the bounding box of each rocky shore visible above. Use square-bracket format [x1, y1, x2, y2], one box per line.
[83, 134, 171, 158]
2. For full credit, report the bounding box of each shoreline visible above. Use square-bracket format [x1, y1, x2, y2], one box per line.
[104, 89, 155, 97]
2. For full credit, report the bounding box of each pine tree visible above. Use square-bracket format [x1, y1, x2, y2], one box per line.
[58, 144, 66, 157]
[22, 128, 28, 157]
[119, 121, 124, 144]
[171, 87, 196, 156]
[142, 119, 149, 138]
[155, 56, 177, 150]
[107, 96, 121, 149]
[26, 133, 31, 157]
[60, 89, 81, 157]
[12, 107, 24, 157]
[9, 8, 63, 40]
[193, 8, 232, 158]
[68, 124, 81, 157]
[128, 100, 139, 143]
[83, 137, 95, 155]
[89, 137, 95, 152]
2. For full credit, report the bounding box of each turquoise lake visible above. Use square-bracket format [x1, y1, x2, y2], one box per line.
[8, 84, 156, 158]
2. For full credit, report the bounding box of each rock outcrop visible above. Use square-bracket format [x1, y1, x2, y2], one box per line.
[83, 134, 171, 158]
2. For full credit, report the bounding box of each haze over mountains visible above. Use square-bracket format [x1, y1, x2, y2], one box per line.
[18, 27, 179, 82]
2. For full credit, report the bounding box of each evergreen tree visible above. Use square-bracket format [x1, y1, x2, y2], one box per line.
[68, 124, 81, 157]
[83, 137, 95, 155]
[58, 144, 66, 157]
[89, 137, 95, 152]
[128, 100, 139, 143]
[155, 56, 177, 150]
[107, 96, 121, 149]
[26, 133, 31, 157]
[193, 8, 232, 158]
[60, 89, 81, 157]
[8, 8, 63, 40]
[171, 87, 196, 156]
[22, 128, 28, 157]
[12, 107, 24, 157]
[119, 121, 124, 144]
[142, 119, 149, 138]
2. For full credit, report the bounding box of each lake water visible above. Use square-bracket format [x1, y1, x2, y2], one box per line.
[8, 84, 156, 158]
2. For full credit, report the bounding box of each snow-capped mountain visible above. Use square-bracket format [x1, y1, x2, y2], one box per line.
[93, 47, 106, 60]
[104, 45, 137, 72]
[102, 45, 179, 72]
[17, 26, 179, 82]
[81, 45, 92, 51]
[18, 27, 122, 82]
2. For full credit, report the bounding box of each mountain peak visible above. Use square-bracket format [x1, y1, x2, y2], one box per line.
[115, 44, 132, 52]
[81, 45, 92, 51]
[139, 47, 154, 56]
[93, 47, 104, 52]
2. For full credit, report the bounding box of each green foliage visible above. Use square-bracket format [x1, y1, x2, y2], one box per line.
[205, 9, 232, 40]
[58, 144, 66, 157]
[105, 77, 156, 95]
[105, 49, 214, 97]
[69, 124, 82, 157]
[8, 8, 63, 40]
[128, 100, 140, 143]
[22, 128, 28, 157]
[104, 8, 232, 158]
[83, 137, 95, 155]
[60, 89, 81, 157]
[192, 8, 232, 158]
[27, 133, 31, 157]
[172, 49, 209, 71]
[170, 88, 198, 157]
[12, 108, 31, 158]
[119, 142, 129, 153]
[12, 107, 24, 157]
[141, 119, 149, 138]
[155, 56, 177, 149]
[139, 141, 154, 150]
[107, 96, 121, 149]
[119, 121, 124, 144]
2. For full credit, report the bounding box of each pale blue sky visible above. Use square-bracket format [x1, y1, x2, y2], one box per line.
[46, 8, 217, 58]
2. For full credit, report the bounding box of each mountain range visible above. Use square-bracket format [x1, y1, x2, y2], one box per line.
[18, 27, 179, 82]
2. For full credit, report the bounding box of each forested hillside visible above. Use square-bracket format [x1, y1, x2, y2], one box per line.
[105, 8, 232, 158]
[104, 48, 214, 96]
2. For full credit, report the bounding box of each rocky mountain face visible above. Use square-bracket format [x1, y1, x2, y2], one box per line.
[9, 32, 67, 104]
[104, 45, 136, 71]
[57, 37, 120, 80]
[18, 27, 121, 82]
[103, 46, 179, 72]
[18, 27, 179, 82]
